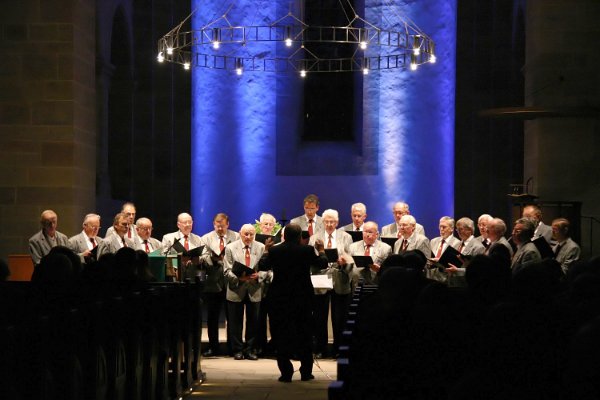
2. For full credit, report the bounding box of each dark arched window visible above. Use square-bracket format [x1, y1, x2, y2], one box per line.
[301, 0, 362, 141]
[107, 6, 134, 199]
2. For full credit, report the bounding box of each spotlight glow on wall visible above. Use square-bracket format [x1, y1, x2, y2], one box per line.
[190, 0, 456, 236]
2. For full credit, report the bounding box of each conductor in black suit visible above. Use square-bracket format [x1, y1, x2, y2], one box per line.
[263, 223, 328, 382]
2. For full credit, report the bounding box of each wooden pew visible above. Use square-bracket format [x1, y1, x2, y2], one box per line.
[0, 279, 205, 400]
[328, 281, 378, 399]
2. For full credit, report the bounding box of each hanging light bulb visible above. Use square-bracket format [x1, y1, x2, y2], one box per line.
[360, 41, 367, 50]
[235, 58, 243, 75]
[300, 69, 307, 78]
[285, 26, 292, 47]
[412, 35, 422, 55]
[363, 67, 369, 75]
[183, 62, 190, 70]
[157, 52, 164, 63]
[410, 53, 418, 71]
[166, 47, 173, 55]
[428, 42, 436, 63]
[213, 28, 220, 49]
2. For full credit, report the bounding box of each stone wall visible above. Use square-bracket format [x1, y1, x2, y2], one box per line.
[524, 0, 600, 257]
[0, 0, 96, 260]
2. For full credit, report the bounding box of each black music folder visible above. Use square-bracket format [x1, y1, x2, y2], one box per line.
[172, 240, 204, 258]
[347, 230, 363, 242]
[210, 247, 225, 258]
[89, 245, 99, 259]
[232, 261, 255, 277]
[532, 237, 554, 259]
[353, 255, 374, 268]
[380, 237, 398, 248]
[437, 245, 462, 268]
[255, 233, 281, 244]
[324, 248, 339, 263]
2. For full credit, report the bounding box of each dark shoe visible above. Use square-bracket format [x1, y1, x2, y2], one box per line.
[202, 349, 216, 357]
[233, 352, 244, 360]
[278, 376, 292, 383]
[301, 374, 315, 381]
[245, 352, 258, 361]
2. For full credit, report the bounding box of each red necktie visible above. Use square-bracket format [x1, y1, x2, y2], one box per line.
[458, 241, 465, 254]
[219, 236, 225, 252]
[144, 240, 150, 253]
[90, 237, 97, 248]
[308, 219, 314, 236]
[436, 239, 445, 258]
[401, 239, 408, 252]
[355, 226, 360, 232]
[245, 246, 251, 267]
[184, 235, 189, 251]
[327, 235, 332, 249]
[364, 245, 370, 256]
[127, 227, 132, 239]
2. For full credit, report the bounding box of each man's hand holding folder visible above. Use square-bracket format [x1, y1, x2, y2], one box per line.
[232, 261, 258, 282]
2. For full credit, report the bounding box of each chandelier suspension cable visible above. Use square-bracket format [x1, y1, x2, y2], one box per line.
[383, 0, 430, 39]
[270, 11, 308, 28]
[337, 0, 354, 25]
[248, 0, 267, 30]
[201, 4, 233, 30]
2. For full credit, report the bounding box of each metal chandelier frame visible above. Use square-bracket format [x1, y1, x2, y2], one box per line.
[157, 1, 436, 74]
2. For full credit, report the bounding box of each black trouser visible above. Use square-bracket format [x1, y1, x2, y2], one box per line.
[256, 295, 270, 352]
[202, 290, 225, 352]
[312, 291, 330, 353]
[277, 350, 313, 379]
[272, 307, 313, 379]
[227, 296, 260, 354]
[331, 292, 351, 352]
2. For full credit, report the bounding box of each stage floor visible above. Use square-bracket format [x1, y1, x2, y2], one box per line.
[190, 356, 337, 399]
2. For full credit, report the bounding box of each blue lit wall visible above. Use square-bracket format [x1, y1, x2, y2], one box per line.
[191, 0, 456, 234]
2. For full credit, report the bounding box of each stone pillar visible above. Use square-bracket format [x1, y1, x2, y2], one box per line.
[524, 0, 600, 257]
[0, 0, 96, 260]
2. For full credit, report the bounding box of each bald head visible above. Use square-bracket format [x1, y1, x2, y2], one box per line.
[362, 221, 379, 245]
[40, 210, 58, 237]
[177, 213, 193, 235]
[136, 217, 153, 240]
[240, 224, 256, 246]
[392, 202, 410, 223]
